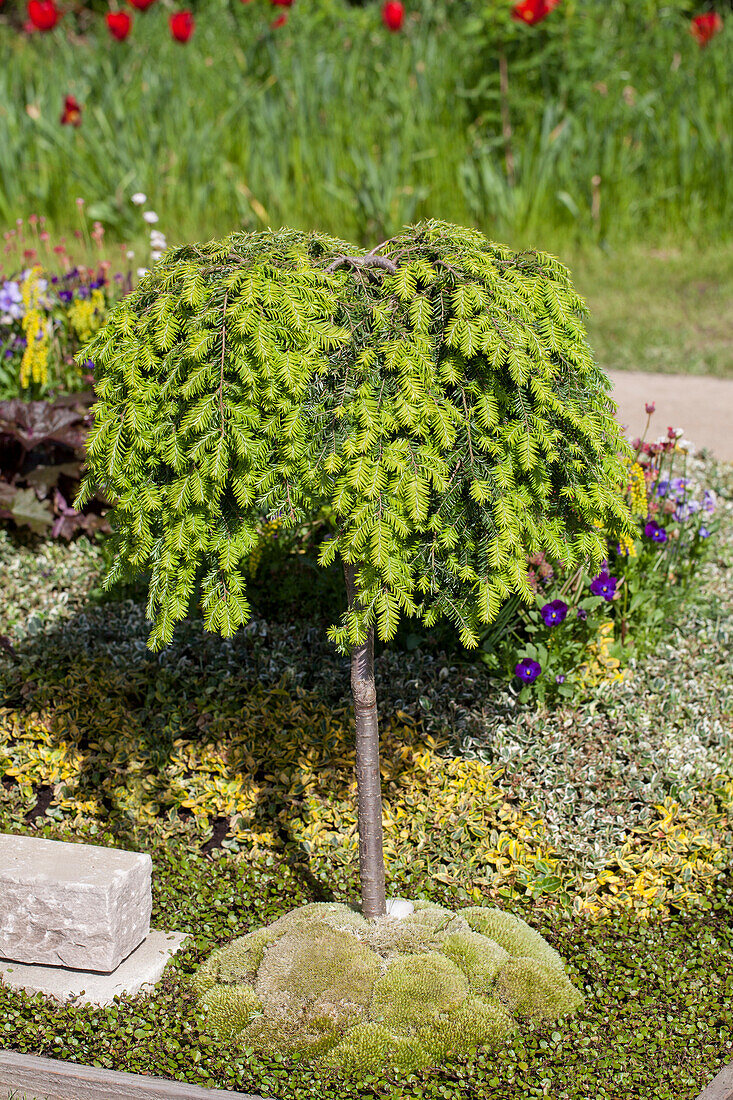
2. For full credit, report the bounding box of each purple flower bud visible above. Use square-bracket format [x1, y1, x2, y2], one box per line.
[576, 608, 588, 620]
[555, 674, 566, 684]
[699, 527, 711, 538]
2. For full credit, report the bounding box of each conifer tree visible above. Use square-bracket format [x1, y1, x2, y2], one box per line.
[75, 220, 633, 920]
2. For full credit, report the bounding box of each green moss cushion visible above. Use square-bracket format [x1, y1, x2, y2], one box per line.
[191, 899, 583, 1072]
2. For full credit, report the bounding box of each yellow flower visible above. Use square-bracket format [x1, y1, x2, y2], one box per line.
[68, 287, 106, 344]
[247, 517, 284, 578]
[20, 266, 50, 389]
[627, 461, 647, 518]
[618, 533, 636, 558]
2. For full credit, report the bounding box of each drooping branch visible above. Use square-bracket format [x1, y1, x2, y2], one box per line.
[325, 255, 398, 276]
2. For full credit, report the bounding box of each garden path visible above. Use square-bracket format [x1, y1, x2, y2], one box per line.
[608, 370, 733, 462]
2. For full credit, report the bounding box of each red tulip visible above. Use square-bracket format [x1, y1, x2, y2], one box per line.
[27, 0, 60, 30]
[382, 0, 404, 31]
[106, 10, 132, 39]
[511, 0, 560, 26]
[271, 12, 287, 26]
[169, 9, 193, 41]
[690, 11, 723, 45]
[60, 94, 82, 127]
[127, 0, 155, 8]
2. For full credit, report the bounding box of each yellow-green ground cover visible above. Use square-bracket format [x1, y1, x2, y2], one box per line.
[0, 452, 731, 1096]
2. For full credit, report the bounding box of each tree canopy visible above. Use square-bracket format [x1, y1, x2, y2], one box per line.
[75, 219, 634, 656]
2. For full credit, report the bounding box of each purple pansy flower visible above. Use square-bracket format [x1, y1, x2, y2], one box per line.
[644, 520, 668, 543]
[515, 659, 541, 684]
[699, 527, 711, 538]
[0, 280, 23, 320]
[655, 479, 669, 498]
[590, 571, 618, 600]
[576, 608, 588, 620]
[541, 599, 568, 627]
[703, 490, 717, 514]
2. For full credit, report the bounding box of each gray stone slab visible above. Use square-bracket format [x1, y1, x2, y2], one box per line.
[696, 1060, 733, 1100]
[0, 929, 189, 1008]
[0, 833, 152, 972]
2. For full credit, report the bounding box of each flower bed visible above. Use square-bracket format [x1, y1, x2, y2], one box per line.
[0, 446, 730, 1096]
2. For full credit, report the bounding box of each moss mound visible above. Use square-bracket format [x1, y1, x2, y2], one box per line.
[191, 899, 583, 1072]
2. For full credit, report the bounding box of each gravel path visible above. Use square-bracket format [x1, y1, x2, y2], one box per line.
[609, 370, 733, 462]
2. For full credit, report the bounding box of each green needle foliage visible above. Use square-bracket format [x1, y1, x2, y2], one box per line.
[74, 218, 633, 657]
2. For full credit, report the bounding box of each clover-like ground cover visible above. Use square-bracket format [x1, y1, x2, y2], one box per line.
[191, 900, 583, 1072]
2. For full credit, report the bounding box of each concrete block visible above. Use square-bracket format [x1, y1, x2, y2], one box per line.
[0, 929, 190, 1007]
[0, 833, 152, 972]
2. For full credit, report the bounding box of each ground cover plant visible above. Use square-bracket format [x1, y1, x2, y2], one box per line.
[0, 448, 730, 1095]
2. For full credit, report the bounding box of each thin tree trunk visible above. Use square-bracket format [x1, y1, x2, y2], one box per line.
[342, 560, 386, 920]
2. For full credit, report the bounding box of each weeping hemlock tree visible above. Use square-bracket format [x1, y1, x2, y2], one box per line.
[75, 219, 633, 920]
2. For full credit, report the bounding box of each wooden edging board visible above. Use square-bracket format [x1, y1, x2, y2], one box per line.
[0, 1049, 263, 1100]
[2, 1045, 731, 1100]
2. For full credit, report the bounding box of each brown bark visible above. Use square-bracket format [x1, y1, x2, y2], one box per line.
[342, 559, 386, 920]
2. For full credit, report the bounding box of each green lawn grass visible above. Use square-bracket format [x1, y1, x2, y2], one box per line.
[566, 243, 733, 379]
